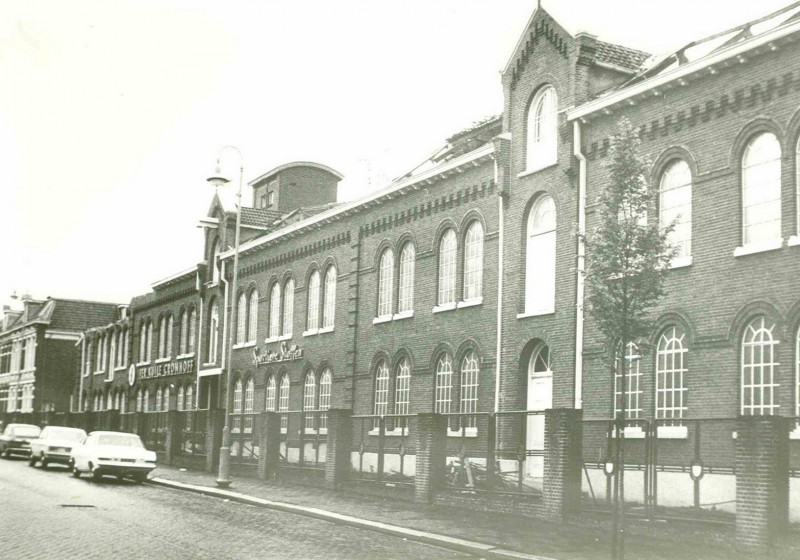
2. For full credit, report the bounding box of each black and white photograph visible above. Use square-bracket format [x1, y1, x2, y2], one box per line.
[2, 1, 800, 558]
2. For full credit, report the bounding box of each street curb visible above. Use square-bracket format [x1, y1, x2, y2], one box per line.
[149, 477, 556, 560]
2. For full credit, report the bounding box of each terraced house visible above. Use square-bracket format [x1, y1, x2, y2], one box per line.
[48, 1, 800, 548]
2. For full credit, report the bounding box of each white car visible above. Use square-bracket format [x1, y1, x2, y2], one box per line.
[29, 426, 87, 468]
[70, 431, 157, 483]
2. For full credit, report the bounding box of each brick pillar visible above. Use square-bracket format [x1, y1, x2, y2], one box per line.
[325, 409, 352, 490]
[257, 411, 281, 480]
[164, 410, 180, 466]
[735, 415, 790, 550]
[205, 408, 225, 474]
[543, 408, 583, 521]
[107, 410, 120, 432]
[414, 413, 447, 504]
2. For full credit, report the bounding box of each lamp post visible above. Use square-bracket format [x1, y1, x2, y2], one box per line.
[207, 145, 244, 488]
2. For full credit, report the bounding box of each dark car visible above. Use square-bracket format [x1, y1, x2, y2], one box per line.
[0, 424, 42, 458]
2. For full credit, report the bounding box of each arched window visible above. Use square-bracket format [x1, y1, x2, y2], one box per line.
[323, 266, 337, 329]
[208, 300, 220, 364]
[244, 378, 254, 433]
[659, 160, 692, 259]
[185, 384, 193, 411]
[526, 85, 558, 171]
[232, 379, 243, 433]
[163, 385, 170, 411]
[656, 326, 688, 421]
[188, 308, 196, 354]
[278, 375, 290, 430]
[460, 351, 479, 428]
[304, 371, 317, 430]
[614, 342, 642, 420]
[155, 386, 163, 412]
[742, 132, 781, 245]
[463, 221, 484, 301]
[236, 292, 247, 345]
[136, 389, 143, 412]
[120, 391, 127, 414]
[525, 195, 556, 314]
[248, 289, 258, 343]
[398, 242, 415, 313]
[269, 282, 281, 339]
[435, 354, 453, 415]
[742, 316, 779, 415]
[377, 249, 394, 318]
[143, 388, 150, 413]
[138, 321, 146, 363]
[179, 309, 188, 355]
[211, 238, 220, 283]
[108, 334, 116, 378]
[282, 278, 294, 336]
[265, 376, 277, 411]
[177, 384, 185, 411]
[96, 334, 104, 371]
[307, 270, 321, 330]
[373, 361, 390, 427]
[319, 368, 332, 431]
[438, 230, 457, 306]
[395, 358, 411, 417]
[107, 391, 113, 410]
[146, 321, 153, 362]
[166, 315, 173, 358]
[158, 316, 167, 358]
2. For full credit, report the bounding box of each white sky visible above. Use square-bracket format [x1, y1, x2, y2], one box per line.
[0, 0, 793, 309]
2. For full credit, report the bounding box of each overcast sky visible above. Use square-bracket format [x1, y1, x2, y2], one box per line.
[0, 0, 793, 310]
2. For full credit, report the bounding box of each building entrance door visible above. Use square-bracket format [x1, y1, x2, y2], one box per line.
[526, 344, 552, 479]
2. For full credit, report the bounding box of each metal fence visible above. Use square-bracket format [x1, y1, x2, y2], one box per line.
[178, 410, 207, 457]
[349, 414, 417, 487]
[277, 410, 328, 472]
[230, 412, 259, 465]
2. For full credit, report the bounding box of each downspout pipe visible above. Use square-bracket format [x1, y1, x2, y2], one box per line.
[493, 134, 511, 414]
[573, 120, 586, 410]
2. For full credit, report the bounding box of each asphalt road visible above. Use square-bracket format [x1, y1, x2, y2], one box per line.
[0, 457, 470, 559]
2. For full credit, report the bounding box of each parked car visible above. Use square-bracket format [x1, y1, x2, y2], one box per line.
[0, 424, 41, 458]
[70, 431, 157, 483]
[28, 426, 87, 468]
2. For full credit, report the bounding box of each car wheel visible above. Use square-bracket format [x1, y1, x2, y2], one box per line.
[40, 457, 49, 469]
[1, 448, 8, 459]
[91, 468, 103, 482]
[28, 454, 38, 467]
[133, 473, 147, 484]
[72, 465, 81, 478]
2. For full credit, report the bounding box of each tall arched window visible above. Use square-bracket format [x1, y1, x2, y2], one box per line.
[395, 358, 411, 417]
[614, 342, 642, 420]
[185, 384, 193, 411]
[525, 195, 556, 314]
[188, 308, 196, 354]
[143, 388, 150, 413]
[278, 375, 290, 430]
[438, 230, 457, 306]
[159, 316, 168, 358]
[146, 321, 153, 362]
[323, 266, 337, 329]
[656, 326, 688, 421]
[434, 354, 453, 415]
[460, 351, 479, 428]
[248, 289, 258, 343]
[377, 249, 394, 318]
[120, 390, 127, 414]
[108, 334, 116, 378]
[139, 322, 147, 363]
[236, 292, 247, 345]
[208, 300, 219, 364]
[232, 379, 243, 433]
[463, 221, 484, 301]
[163, 385, 170, 411]
[244, 378, 254, 432]
[211, 238, 221, 283]
[742, 316, 779, 415]
[177, 384, 185, 411]
[307, 270, 321, 330]
[526, 85, 558, 171]
[136, 389, 143, 412]
[179, 309, 188, 355]
[660, 160, 692, 259]
[166, 315, 173, 358]
[265, 376, 277, 411]
[373, 361, 390, 427]
[319, 368, 332, 430]
[742, 132, 781, 245]
[398, 242, 415, 313]
[304, 371, 317, 430]
[283, 278, 294, 336]
[155, 386, 163, 412]
[269, 282, 281, 339]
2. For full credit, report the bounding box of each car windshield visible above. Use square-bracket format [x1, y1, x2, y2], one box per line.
[11, 426, 40, 438]
[97, 434, 143, 448]
[46, 428, 85, 442]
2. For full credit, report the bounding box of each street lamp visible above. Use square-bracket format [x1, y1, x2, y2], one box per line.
[207, 145, 244, 488]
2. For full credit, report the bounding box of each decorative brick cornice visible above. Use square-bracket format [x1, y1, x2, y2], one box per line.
[239, 232, 352, 280]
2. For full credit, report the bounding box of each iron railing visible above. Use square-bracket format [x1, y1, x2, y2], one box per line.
[349, 414, 416, 487]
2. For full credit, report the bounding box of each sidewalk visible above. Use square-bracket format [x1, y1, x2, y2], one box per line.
[148, 465, 797, 560]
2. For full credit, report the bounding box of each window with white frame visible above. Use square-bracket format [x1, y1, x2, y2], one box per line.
[244, 378, 254, 432]
[278, 375, 290, 430]
[460, 351, 479, 428]
[179, 309, 188, 355]
[307, 270, 321, 330]
[248, 289, 258, 344]
[323, 266, 336, 329]
[394, 358, 411, 417]
[188, 308, 196, 354]
[163, 385, 170, 411]
[232, 379, 243, 433]
[435, 354, 453, 416]
[236, 292, 247, 345]
[463, 221, 484, 301]
[283, 278, 294, 336]
[269, 282, 281, 338]
[319, 368, 331, 431]
[208, 301, 219, 364]
[742, 316, 779, 415]
[659, 160, 692, 259]
[166, 315, 173, 357]
[304, 371, 316, 430]
[211, 238, 220, 283]
[266, 376, 276, 411]
[155, 386, 163, 412]
[377, 249, 394, 318]
[614, 341, 642, 420]
[158, 316, 168, 359]
[398, 242, 415, 313]
[525, 195, 556, 314]
[143, 388, 150, 413]
[438, 230, 457, 306]
[526, 85, 558, 172]
[742, 133, 782, 245]
[373, 361, 389, 428]
[656, 326, 688, 422]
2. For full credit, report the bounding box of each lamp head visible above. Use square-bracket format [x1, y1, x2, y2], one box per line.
[207, 160, 230, 187]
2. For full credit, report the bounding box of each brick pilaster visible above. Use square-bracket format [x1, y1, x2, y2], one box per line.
[735, 415, 790, 550]
[205, 408, 224, 474]
[414, 413, 447, 504]
[324, 409, 352, 490]
[257, 411, 280, 480]
[543, 408, 583, 521]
